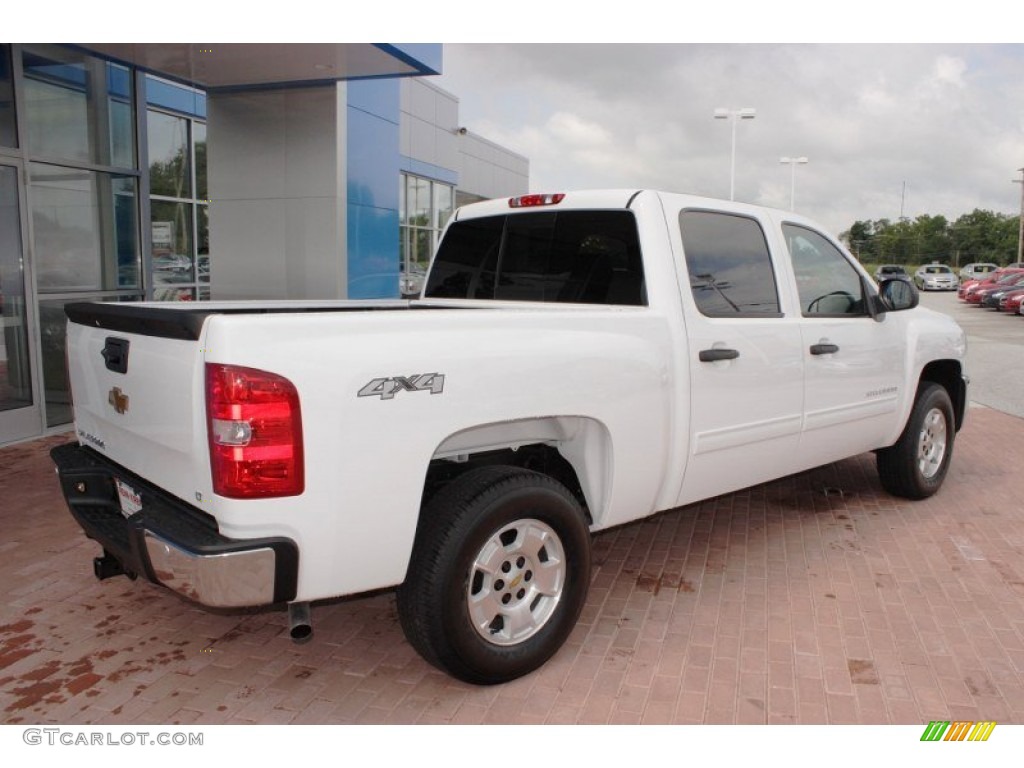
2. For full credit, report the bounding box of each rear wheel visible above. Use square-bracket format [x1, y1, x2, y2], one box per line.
[397, 466, 591, 685]
[876, 383, 955, 499]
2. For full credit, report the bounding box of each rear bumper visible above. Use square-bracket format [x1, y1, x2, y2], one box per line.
[50, 442, 298, 608]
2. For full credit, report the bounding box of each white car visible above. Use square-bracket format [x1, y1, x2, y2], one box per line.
[915, 263, 958, 291]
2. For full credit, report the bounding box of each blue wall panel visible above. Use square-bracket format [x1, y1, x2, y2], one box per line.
[146, 75, 206, 117]
[347, 79, 400, 299]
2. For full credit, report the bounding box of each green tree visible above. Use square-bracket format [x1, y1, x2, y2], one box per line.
[842, 208, 1019, 267]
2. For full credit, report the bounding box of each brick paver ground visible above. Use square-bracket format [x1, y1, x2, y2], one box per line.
[3, 406, 1023, 725]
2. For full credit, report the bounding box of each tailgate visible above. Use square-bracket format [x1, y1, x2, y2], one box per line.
[65, 302, 210, 507]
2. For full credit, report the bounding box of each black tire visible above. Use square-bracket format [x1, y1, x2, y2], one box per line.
[396, 465, 591, 685]
[876, 383, 955, 499]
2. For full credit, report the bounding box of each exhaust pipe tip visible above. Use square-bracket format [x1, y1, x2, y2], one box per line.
[287, 601, 313, 644]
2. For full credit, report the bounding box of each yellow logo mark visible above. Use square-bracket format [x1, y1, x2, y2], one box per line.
[108, 387, 129, 415]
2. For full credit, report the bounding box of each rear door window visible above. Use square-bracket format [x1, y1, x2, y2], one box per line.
[678, 210, 781, 316]
[424, 210, 646, 306]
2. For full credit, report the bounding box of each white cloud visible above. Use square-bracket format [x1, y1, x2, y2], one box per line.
[434, 44, 1024, 235]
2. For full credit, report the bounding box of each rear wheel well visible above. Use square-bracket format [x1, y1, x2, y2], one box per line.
[919, 360, 966, 431]
[421, 444, 590, 524]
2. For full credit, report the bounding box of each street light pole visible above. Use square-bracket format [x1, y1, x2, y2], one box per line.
[779, 156, 808, 210]
[1015, 167, 1024, 265]
[714, 107, 756, 201]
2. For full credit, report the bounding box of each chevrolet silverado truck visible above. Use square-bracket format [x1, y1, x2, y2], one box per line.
[51, 190, 968, 684]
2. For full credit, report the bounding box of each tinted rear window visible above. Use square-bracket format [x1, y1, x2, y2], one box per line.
[424, 210, 646, 306]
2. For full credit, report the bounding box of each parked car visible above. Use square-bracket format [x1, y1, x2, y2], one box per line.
[874, 264, 910, 282]
[959, 262, 999, 281]
[981, 274, 1024, 308]
[964, 269, 1024, 304]
[915, 263, 958, 291]
[998, 288, 1024, 314]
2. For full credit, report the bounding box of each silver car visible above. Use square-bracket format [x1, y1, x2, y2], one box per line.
[959, 262, 998, 281]
[915, 263, 958, 291]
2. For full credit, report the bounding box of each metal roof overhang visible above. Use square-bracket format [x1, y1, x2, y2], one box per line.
[77, 43, 439, 92]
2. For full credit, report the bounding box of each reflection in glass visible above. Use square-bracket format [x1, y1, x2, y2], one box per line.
[197, 205, 209, 285]
[411, 176, 430, 226]
[435, 184, 453, 230]
[1, 166, 32, 412]
[147, 109, 190, 198]
[30, 164, 139, 292]
[39, 295, 141, 427]
[783, 223, 865, 316]
[150, 200, 194, 285]
[194, 122, 207, 201]
[22, 45, 134, 168]
[152, 286, 194, 302]
[400, 174, 455, 298]
[1, 45, 17, 148]
[680, 210, 780, 316]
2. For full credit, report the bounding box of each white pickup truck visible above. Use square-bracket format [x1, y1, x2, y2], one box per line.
[51, 189, 968, 684]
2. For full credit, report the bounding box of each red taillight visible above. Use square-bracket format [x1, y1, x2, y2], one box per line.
[206, 363, 304, 498]
[509, 193, 565, 208]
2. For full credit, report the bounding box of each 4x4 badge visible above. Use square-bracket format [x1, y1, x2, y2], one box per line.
[358, 373, 445, 400]
[108, 386, 130, 414]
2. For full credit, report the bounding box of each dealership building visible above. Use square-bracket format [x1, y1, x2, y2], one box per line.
[0, 43, 529, 445]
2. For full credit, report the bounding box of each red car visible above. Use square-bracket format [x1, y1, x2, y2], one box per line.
[1000, 289, 1024, 314]
[962, 268, 1024, 303]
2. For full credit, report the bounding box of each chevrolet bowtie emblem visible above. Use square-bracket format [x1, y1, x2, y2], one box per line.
[108, 387, 130, 415]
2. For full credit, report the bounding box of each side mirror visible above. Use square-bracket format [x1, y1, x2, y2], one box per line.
[879, 278, 919, 311]
[869, 277, 919, 320]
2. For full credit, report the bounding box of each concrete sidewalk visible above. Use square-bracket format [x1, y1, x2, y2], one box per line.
[2, 406, 1023, 725]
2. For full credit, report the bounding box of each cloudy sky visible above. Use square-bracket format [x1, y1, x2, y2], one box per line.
[432, 44, 1024, 236]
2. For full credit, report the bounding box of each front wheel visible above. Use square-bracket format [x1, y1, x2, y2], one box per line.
[397, 466, 591, 684]
[876, 383, 955, 499]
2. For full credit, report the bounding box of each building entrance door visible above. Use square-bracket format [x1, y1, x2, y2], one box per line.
[0, 160, 43, 444]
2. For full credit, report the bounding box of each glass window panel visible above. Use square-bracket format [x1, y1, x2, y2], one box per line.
[30, 164, 139, 291]
[109, 97, 134, 169]
[197, 204, 209, 283]
[399, 174, 407, 226]
[40, 294, 142, 427]
[411, 177, 430, 227]
[148, 110, 191, 198]
[435, 184, 454, 230]
[150, 200, 194, 286]
[194, 121, 207, 201]
[425, 215, 504, 299]
[412, 229, 431, 266]
[0, 45, 16, 148]
[783, 223, 867, 316]
[1, 165, 32, 411]
[680, 211, 780, 316]
[426, 211, 645, 306]
[22, 45, 135, 168]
